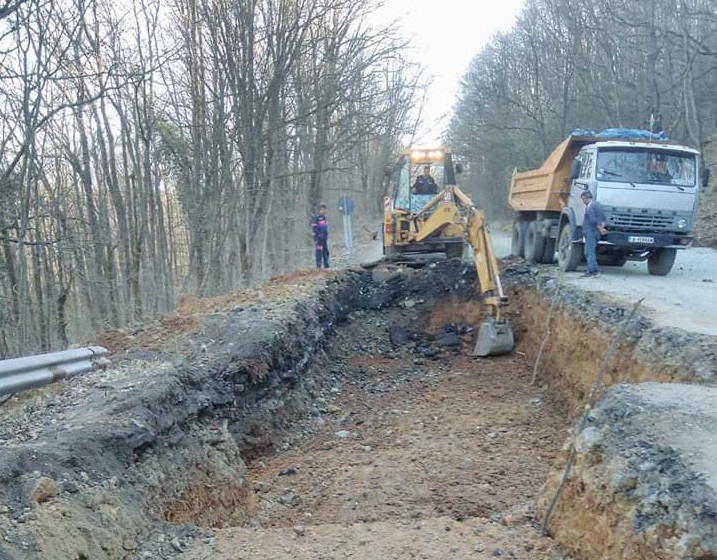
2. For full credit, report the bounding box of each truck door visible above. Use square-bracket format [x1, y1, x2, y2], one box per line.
[570, 150, 595, 227]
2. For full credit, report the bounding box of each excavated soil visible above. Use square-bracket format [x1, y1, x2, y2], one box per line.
[0, 259, 716, 560]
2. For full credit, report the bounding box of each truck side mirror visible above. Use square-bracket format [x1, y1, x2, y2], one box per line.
[702, 167, 710, 188]
[570, 159, 581, 180]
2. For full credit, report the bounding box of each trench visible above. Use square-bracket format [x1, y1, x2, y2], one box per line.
[2, 260, 716, 560]
[158, 262, 717, 559]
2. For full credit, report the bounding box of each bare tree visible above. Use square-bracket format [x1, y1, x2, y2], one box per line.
[0, 0, 419, 356]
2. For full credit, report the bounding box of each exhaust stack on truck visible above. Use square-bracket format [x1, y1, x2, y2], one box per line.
[508, 128, 709, 276]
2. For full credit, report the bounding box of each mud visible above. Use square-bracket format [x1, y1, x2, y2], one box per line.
[0, 260, 715, 559]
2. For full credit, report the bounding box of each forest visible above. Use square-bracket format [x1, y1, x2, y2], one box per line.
[1, 0, 716, 357]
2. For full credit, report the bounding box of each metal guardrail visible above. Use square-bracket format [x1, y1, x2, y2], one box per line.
[0, 346, 108, 397]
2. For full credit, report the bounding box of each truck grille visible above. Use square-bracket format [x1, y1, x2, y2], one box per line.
[608, 212, 674, 231]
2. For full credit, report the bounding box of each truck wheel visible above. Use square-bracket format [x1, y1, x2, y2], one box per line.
[524, 222, 546, 263]
[557, 223, 582, 271]
[511, 220, 525, 257]
[647, 248, 677, 276]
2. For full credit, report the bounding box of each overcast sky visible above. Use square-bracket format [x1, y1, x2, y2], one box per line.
[374, 0, 525, 146]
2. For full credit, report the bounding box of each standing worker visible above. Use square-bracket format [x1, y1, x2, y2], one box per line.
[311, 203, 330, 268]
[580, 190, 607, 277]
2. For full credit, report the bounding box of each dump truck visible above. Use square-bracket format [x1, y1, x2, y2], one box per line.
[508, 129, 709, 275]
[381, 147, 514, 357]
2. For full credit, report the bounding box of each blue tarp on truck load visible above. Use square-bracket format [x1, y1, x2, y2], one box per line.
[570, 128, 668, 141]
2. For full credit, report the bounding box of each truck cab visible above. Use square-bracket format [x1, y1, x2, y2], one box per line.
[567, 141, 701, 274]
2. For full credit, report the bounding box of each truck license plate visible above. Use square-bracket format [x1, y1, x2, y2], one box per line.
[628, 236, 654, 244]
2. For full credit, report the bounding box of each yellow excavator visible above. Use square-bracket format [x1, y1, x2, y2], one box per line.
[381, 147, 514, 357]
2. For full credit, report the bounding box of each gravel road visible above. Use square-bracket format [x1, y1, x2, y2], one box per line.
[551, 245, 717, 336]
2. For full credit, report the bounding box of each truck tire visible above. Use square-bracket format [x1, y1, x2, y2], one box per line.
[557, 223, 582, 271]
[524, 222, 546, 263]
[647, 248, 677, 276]
[511, 220, 525, 257]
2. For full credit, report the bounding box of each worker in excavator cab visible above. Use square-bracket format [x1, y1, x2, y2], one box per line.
[412, 165, 439, 195]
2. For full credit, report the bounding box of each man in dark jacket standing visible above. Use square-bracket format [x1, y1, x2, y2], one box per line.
[311, 203, 330, 268]
[581, 190, 607, 277]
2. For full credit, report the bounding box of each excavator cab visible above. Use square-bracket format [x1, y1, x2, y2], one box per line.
[391, 148, 460, 193]
[391, 150, 447, 213]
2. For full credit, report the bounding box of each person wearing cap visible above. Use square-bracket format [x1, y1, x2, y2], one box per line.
[311, 203, 330, 268]
[580, 190, 607, 278]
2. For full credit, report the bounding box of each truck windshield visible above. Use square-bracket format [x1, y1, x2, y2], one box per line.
[596, 148, 696, 187]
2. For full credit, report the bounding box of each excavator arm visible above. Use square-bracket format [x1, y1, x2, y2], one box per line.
[414, 194, 465, 243]
[466, 207, 508, 322]
[451, 187, 514, 356]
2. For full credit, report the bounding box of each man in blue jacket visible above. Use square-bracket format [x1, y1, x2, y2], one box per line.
[581, 190, 607, 277]
[311, 203, 330, 268]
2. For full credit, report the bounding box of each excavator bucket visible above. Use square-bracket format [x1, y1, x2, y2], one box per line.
[473, 317, 515, 357]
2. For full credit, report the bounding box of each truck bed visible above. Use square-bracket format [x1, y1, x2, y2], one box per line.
[508, 136, 592, 213]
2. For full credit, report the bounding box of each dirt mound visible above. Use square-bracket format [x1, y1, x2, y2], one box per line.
[536, 383, 717, 560]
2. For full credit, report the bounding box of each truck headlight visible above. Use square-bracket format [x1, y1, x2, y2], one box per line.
[676, 218, 687, 229]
